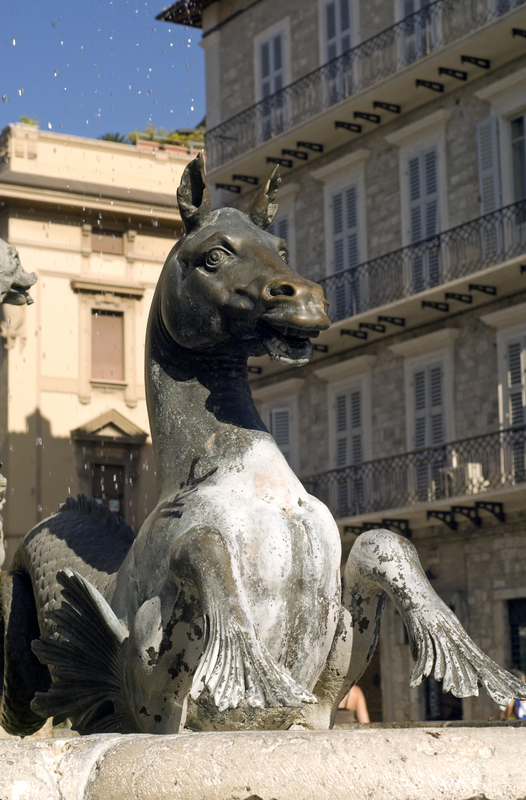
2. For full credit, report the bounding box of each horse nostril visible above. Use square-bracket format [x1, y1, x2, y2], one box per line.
[268, 282, 295, 298]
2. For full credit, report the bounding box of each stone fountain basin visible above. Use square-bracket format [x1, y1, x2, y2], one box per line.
[2, 724, 525, 800]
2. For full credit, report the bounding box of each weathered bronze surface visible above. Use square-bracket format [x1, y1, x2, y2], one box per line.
[1, 156, 524, 736]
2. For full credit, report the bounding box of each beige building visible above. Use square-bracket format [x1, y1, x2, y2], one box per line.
[0, 124, 194, 564]
[159, 0, 526, 722]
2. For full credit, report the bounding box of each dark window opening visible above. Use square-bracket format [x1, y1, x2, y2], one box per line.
[91, 463, 124, 515]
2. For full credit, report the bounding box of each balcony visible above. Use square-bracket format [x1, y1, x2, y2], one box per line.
[247, 198, 526, 378]
[303, 426, 526, 526]
[206, 0, 526, 182]
[321, 199, 526, 323]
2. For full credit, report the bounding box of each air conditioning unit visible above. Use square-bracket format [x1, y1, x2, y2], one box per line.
[440, 463, 488, 497]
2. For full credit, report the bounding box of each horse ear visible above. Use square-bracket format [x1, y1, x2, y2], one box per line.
[246, 166, 281, 230]
[177, 152, 212, 234]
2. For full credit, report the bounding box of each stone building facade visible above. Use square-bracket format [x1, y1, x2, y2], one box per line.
[159, 0, 526, 722]
[0, 125, 194, 564]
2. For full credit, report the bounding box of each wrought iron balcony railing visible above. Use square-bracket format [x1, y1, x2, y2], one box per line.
[319, 199, 526, 323]
[205, 0, 525, 170]
[303, 426, 526, 520]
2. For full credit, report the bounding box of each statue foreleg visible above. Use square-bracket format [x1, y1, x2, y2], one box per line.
[169, 525, 317, 712]
[341, 528, 526, 709]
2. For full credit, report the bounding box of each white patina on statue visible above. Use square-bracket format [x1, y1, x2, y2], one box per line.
[0, 157, 524, 737]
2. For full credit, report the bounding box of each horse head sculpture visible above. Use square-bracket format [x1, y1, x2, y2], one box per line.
[157, 153, 329, 366]
[1, 155, 525, 738]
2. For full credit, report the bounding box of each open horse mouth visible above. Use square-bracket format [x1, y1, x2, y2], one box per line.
[254, 319, 319, 366]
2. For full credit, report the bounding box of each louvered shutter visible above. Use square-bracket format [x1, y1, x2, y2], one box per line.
[408, 148, 439, 244]
[476, 117, 501, 215]
[259, 31, 285, 140]
[331, 185, 360, 317]
[335, 389, 362, 467]
[267, 215, 289, 243]
[260, 32, 284, 97]
[408, 147, 439, 291]
[511, 115, 526, 202]
[403, 0, 417, 64]
[413, 364, 444, 448]
[507, 340, 525, 427]
[269, 406, 292, 464]
[325, 1, 338, 61]
[325, 0, 352, 60]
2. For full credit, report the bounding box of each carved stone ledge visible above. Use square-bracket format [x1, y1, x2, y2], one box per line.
[2, 727, 526, 800]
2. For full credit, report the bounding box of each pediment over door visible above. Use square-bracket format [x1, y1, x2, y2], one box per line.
[71, 409, 148, 445]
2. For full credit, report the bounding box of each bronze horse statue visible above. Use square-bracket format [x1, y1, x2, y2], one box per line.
[1, 155, 524, 736]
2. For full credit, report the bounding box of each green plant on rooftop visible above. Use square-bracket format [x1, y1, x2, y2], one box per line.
[19, 116, 40, 127]
[126, 123, 205, 148]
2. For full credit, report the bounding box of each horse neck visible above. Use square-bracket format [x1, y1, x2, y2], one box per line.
[145, 299, 266, 499]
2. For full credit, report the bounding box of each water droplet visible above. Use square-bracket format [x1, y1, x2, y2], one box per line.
[36, 438, 42, 446]
[12, 38, 16, 46]
[54, 70, 58, 77]
[1, 96, 7, 103]
[18, 88, 23, 96]
[47, 123, 52, 130]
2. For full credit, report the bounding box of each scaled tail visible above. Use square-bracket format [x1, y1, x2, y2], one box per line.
[31, 569, 134, 734]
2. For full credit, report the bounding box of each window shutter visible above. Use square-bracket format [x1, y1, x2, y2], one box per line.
[335, 393, 348, 466]
[413, 364, 444, 448]
[92, 310, 124, 381]
[429, 365, 444, 445]
[269, 407, 292, 463]
[325, 0, 352, 61]
[259, 31, 284, 98]
[331, 185, 360, 273]
[335, 388, 363, 467]
[346, 186, 359, 269]
[332, 191, 345, 273]
[511, 115, 526, 203]
[476, 117, 501, 214]
[408, 148, 439, 244]
[267, 215, 289, 243]
[507, 340, 525, 426]
[414, 370, 427, 448]
[260, 40, 271, 99]
[340, 0, 351, 53]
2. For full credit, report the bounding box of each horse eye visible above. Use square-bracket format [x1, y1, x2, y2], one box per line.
[204, 248, 225, 271]
[279, 249, 289, 264]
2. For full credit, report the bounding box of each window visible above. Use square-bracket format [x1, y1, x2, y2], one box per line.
[505, 336, 526, 482]
[323, 0, 353, 103]
[91, 230, 124, 255]
[92, 309, 124, 382]
[511, 115, 526, 203]
[267, 214, 289, 246]
[92, 463, 125, 515]
[413, 363, 444, 449]
[331, 184, 361, 317]
[258, 28, 287, 140]
[401, 0, 436, 66]
[476, 117, 502, 215]
[268, 406, 292, 464]
[334, 386, 364, 515]
[509, 598, 526, 673]
[412, 362, 445, 501]
[407, 146, 440, 291]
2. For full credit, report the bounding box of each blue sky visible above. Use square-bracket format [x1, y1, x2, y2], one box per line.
[0, 1, 205, 140]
